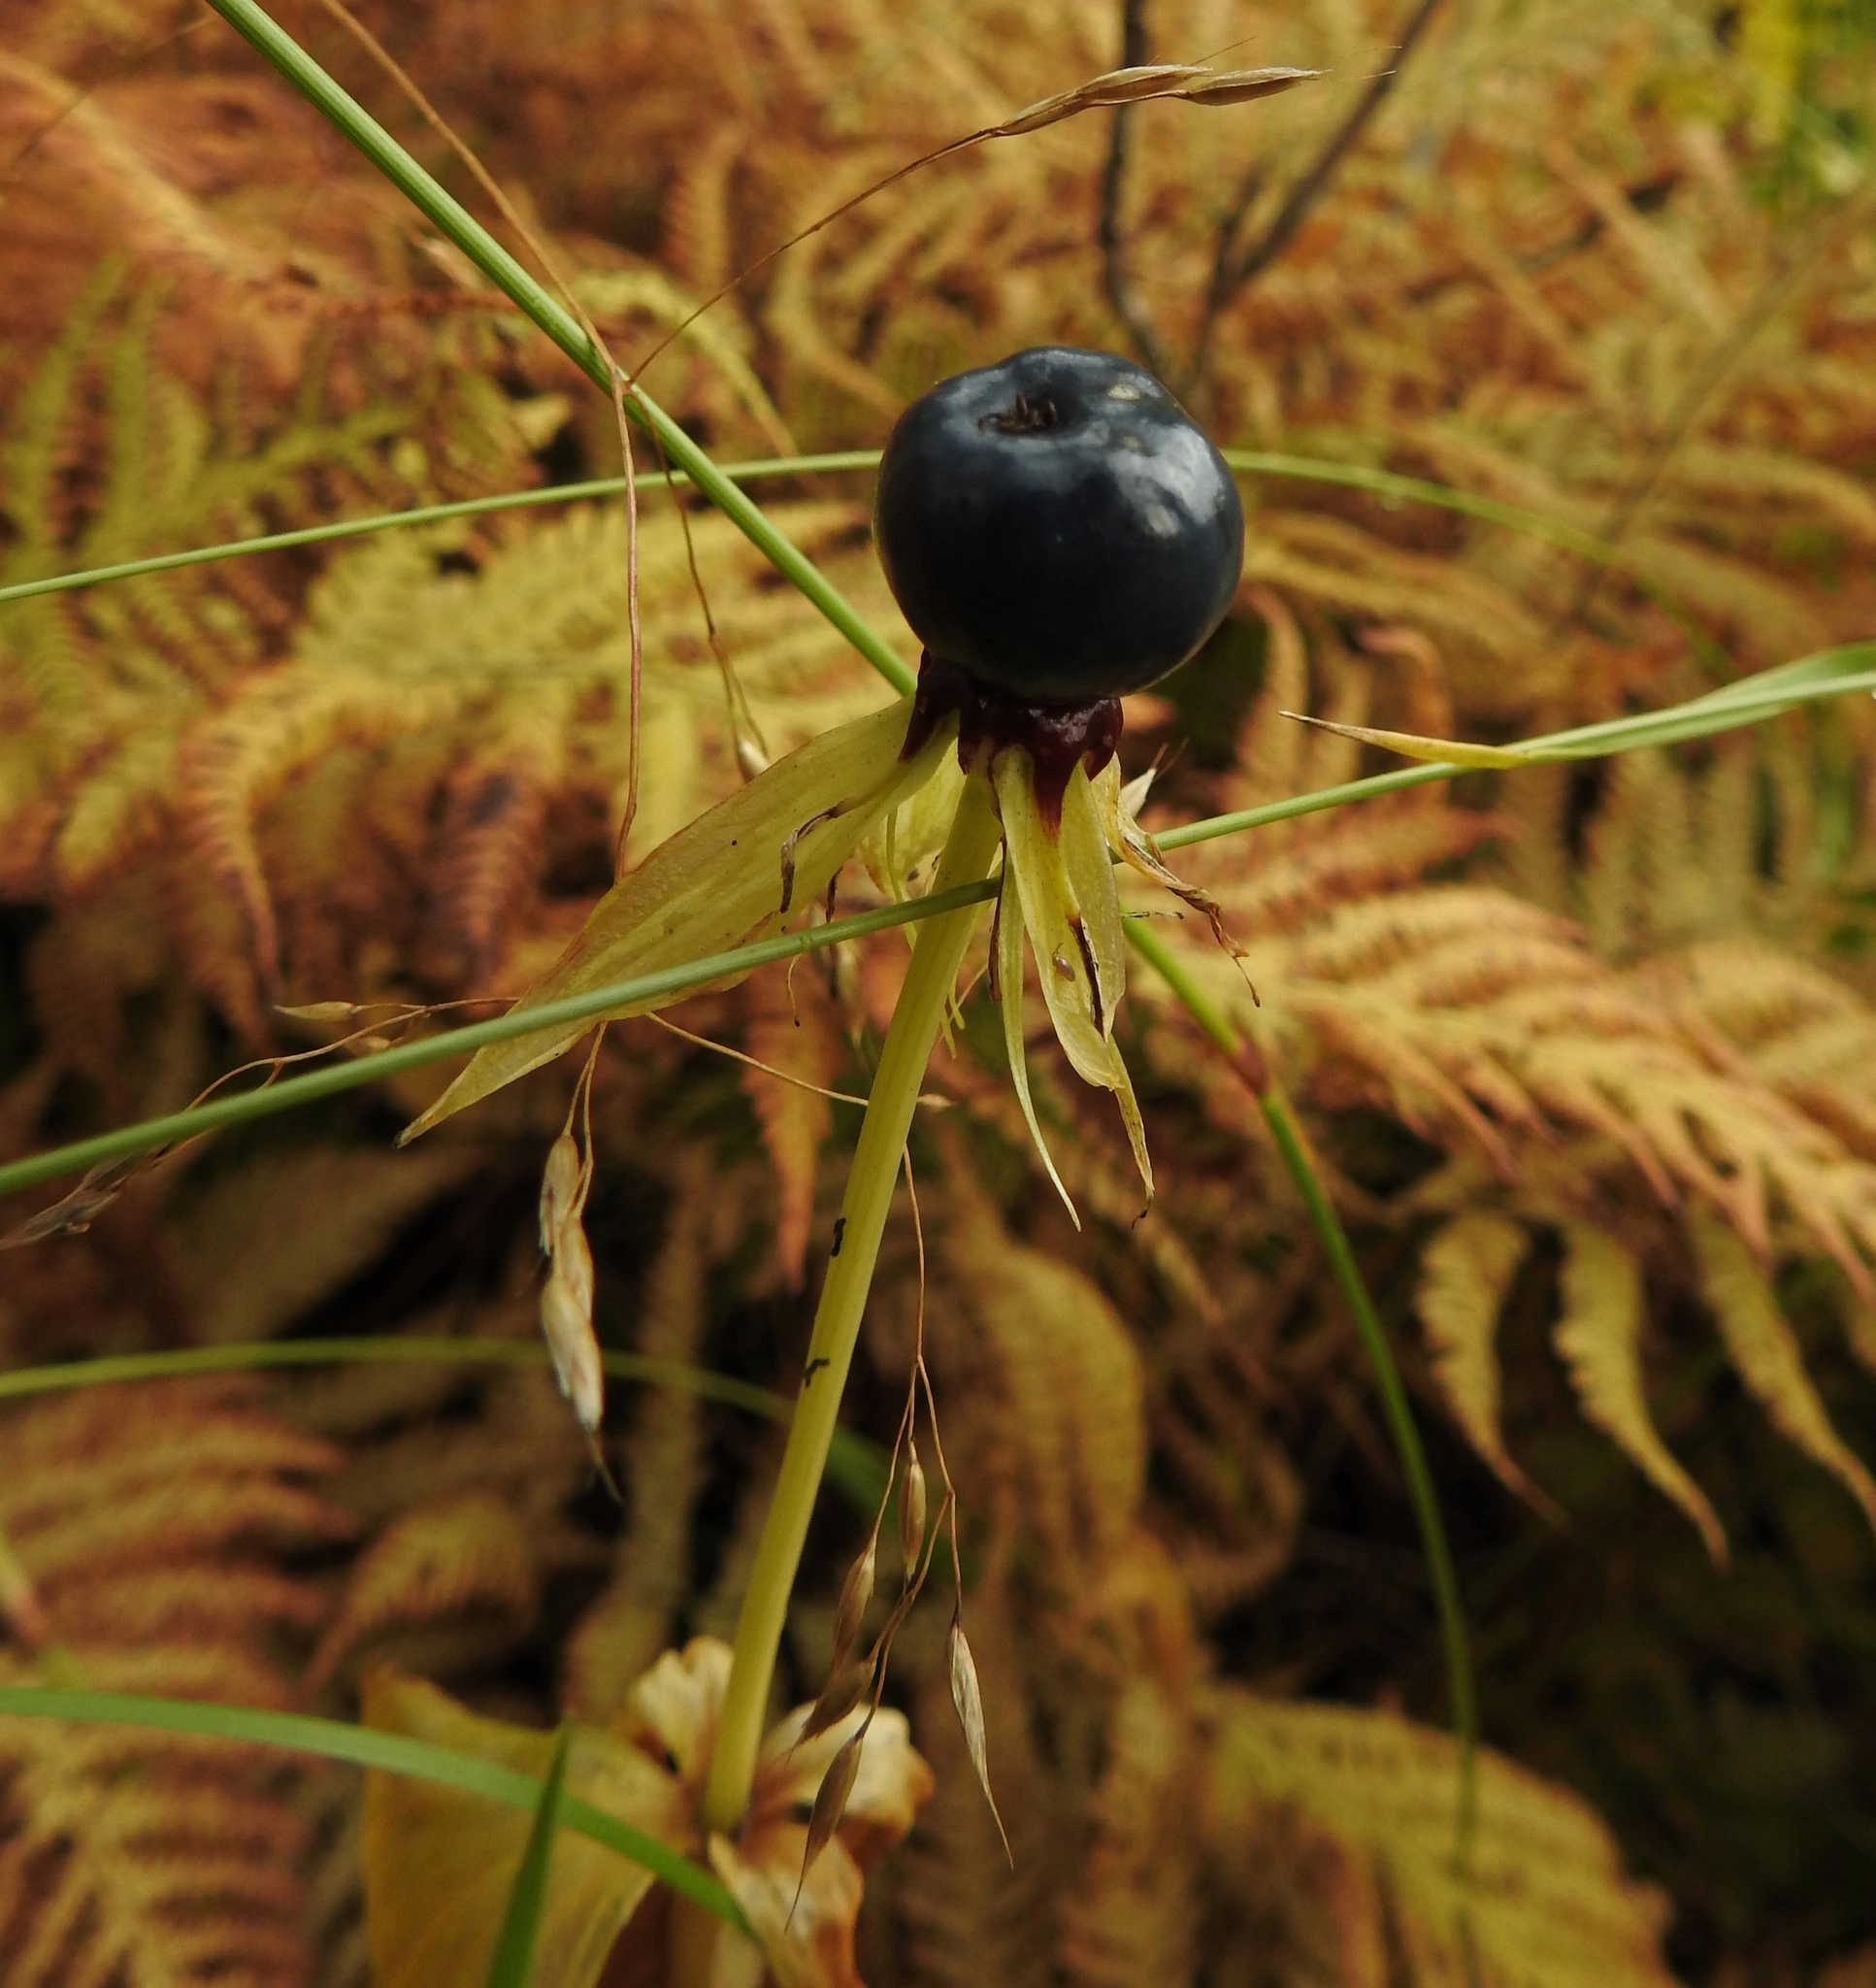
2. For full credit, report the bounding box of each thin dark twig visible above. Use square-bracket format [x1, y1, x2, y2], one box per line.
[1183, 158, 1267, 392]
[1097, 0, 1174, 379]
[0, 15, 214, 200]
[1201, 0, 1449, 343]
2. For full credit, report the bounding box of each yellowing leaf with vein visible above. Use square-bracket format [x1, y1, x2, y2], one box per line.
[1204, 1691, 1677, 1988]
[405, 700, 946, 1139]
[362, 1639, 933, 1988]
[360, 1669, 689, 1988]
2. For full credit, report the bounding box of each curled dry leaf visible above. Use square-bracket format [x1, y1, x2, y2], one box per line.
[708, 1693, 934, 1988]
[359, 1668, 691, 1988]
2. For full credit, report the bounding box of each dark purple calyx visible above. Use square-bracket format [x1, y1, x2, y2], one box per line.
[901, 651, 1121, 835]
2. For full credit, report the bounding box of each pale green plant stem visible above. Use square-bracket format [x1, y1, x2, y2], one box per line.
[701, 777, 1004, 1837]
[1125, 919, 1477, 1864]
[200, 0, 915, 696]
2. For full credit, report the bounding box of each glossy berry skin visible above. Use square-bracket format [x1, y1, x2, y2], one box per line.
[873, 347, 1243, 704]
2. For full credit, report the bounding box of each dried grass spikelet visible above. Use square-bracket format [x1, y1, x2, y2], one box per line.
[0, 1380, 349, 1988]
[894, 1601, 1060, 1988]
[1200, 1690, 1678, 1988]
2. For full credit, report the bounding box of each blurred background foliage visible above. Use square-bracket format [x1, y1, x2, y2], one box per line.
[3, 0, 1876, 1984]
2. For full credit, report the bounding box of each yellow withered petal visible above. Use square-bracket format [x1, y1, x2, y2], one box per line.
[404, 699, 950, 1140]
[1280, 711, 1530, 768]
[992, 750, 1153, 1201]
[860, 749, 968, 902]
[996, 868, 1079, 1228]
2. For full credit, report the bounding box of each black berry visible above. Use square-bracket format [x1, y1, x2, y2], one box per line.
[873, 347, 1244, 705]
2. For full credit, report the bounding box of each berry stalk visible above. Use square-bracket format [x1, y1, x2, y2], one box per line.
[701, 774, 1003, 1835]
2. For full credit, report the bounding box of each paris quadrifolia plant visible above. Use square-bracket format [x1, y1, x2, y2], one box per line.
[6, 2, 1876, 1986]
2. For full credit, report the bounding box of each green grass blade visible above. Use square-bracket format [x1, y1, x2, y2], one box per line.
[3, 646, 1870, 1206]
[4, 447, 1641, 613]
[1158, 643, 1876, 851]
[0, 454, 883, 610]
[484, 1721, 574, 1988]
[0, 1337, 889, 1514]
[1222, 449, 1626, 564]
[0, 1685, 748, 1933]
[0, 876, 996, 1203]
[1256, 1082, 1479, 1866]
[200, 0, 914, 696]
[1125, 920, 1477, 1865]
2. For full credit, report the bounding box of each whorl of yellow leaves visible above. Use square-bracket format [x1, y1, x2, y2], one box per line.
[0, 1382, 348, 1988]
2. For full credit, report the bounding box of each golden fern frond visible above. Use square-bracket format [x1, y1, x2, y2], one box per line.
[1415, 1211, 1551, 1509]
[305, 1489, 541, 1696]
[1690, 1209, 1876, 1530]
[1201, 1690, 1677, 1988]
[1553, 1221, 1728, 1563]
[938, 1165, 1145, 1574]
[170, 1144, 482, 1346]
[1055, 1678, 1200, 1988]
[0, 1380, 348, 1988]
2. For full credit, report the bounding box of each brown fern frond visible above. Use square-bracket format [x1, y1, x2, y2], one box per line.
[563, 1173, 714, 1719]
[938, 1162, 1145, 1576]
[0, 1379, 346, 1988]
[741, 962, 845, 1288]
[305, 1489, 541, 1696]
[1055, 1678, 1200, 1988]
[1201, 1690, 1677, 1988]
